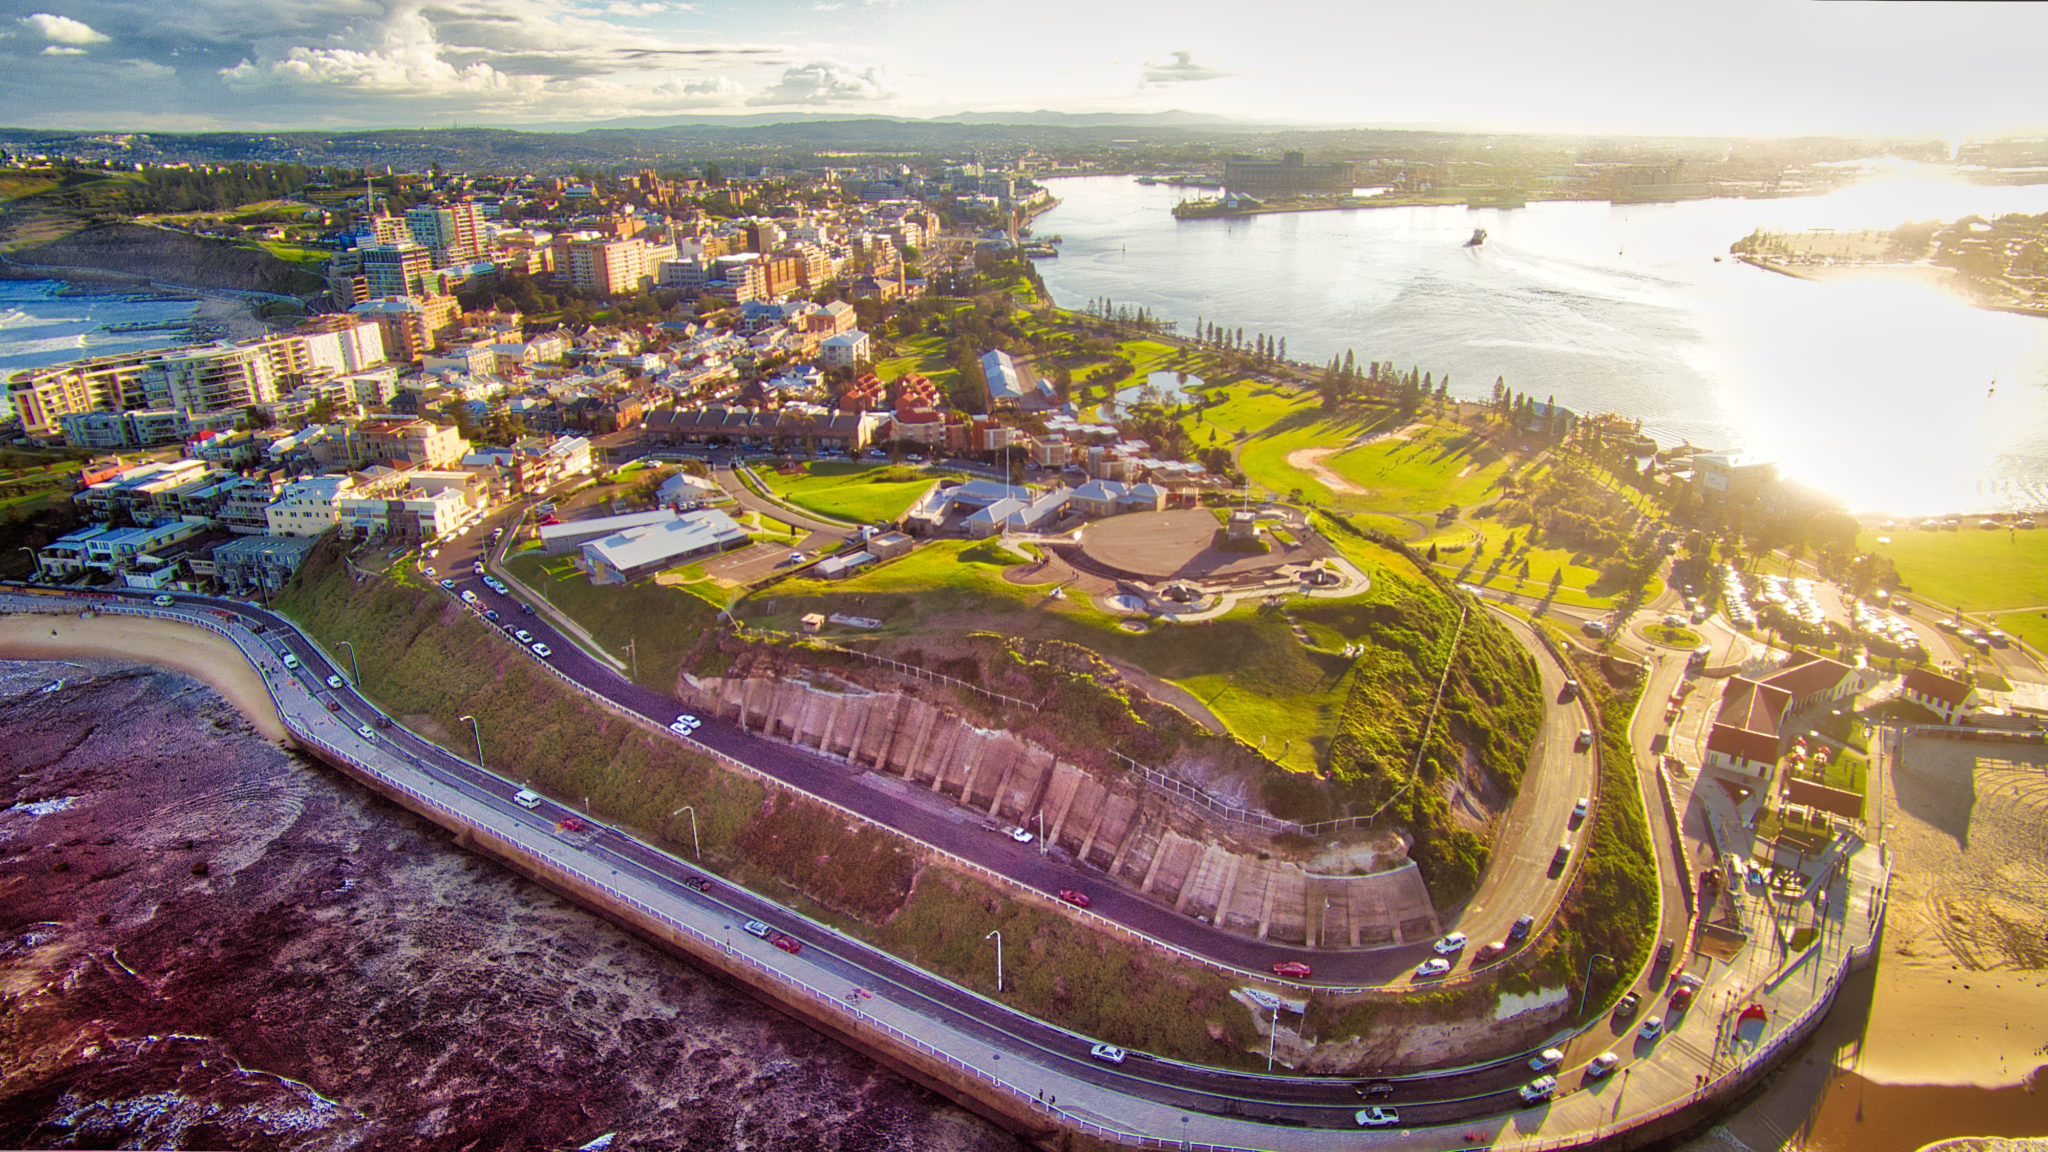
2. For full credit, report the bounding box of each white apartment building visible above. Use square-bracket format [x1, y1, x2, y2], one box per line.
[265, 474, 356, 537]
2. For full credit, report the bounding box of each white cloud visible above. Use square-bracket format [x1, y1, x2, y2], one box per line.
[42, 45, 86, 55]
[220, 5, 532, 96]
[1141, 49, 1232, 86]
[21, 12, 109, 48]
[747, 59, 890, 105]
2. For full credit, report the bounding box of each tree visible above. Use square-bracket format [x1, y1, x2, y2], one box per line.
[242, 404, 274, 431]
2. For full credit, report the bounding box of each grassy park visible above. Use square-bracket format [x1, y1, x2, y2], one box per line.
[754, 461, 933, 524]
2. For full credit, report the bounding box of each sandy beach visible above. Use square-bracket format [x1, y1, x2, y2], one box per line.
[0, 611, 284, 740]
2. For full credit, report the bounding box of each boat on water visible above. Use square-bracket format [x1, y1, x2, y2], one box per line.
[1466, 228, 1487, 247]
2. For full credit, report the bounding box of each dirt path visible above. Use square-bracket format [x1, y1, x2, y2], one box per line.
[1283, 422, 1428, 496]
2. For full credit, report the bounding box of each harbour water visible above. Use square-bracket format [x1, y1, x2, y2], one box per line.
[1033, 171, 2048, 517]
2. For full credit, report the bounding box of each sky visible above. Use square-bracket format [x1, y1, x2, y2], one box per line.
[2, 0, 2044, 138]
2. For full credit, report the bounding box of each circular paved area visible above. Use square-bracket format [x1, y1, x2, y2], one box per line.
[1076, 509, 1298, 581]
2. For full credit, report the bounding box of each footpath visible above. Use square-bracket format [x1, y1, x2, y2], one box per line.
[0, 588, 1889, 1152]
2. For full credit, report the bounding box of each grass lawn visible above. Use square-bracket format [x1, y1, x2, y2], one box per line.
[257, 240, 329, 264]
[1861, 526, 2048, 613]
[756, 461, 932, 524]
[503, 551, 726, 692]
[1319, 420, 1510, 517]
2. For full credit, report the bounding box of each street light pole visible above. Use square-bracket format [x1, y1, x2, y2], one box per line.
[986, 930, 1003, 993]
[672, 804, 699, 859]
[337, 639, 359, 684]
[458, 714, 483, 770]
[1580, 952, 1614, 1017]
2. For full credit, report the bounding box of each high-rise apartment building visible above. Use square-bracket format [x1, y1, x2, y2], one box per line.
[404, 199, 485, 267]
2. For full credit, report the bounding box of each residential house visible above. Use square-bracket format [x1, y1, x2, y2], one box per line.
[1901, 667, 1978, 724]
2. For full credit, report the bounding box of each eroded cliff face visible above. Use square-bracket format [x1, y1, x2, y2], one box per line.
[685, 673, 1443, 949]
[0, 660, 1018, 1152]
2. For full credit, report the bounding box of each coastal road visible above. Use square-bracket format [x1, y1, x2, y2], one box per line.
[5, 583, 1745, 1142]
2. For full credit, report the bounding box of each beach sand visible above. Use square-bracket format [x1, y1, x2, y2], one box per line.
[0, 611, 284, 740]
[1684, 736, 2048, 1152]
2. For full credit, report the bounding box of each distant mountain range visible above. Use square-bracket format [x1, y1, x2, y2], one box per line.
[498, 109, 1255, 133]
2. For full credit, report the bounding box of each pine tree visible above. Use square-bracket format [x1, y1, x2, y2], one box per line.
[1277, 337, 1286, 363]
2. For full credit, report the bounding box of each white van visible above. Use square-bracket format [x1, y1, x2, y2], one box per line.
[514, 789, 542, 809]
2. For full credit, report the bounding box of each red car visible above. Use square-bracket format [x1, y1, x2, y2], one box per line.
[1272, 961, 1313, 979]
[1057, 889, 1092, 908]
[557, 816, 586, 833]
[773, 934, 802, 955]
[1670, 985, 1695, 1010]
[1475, 941, 1508, 964]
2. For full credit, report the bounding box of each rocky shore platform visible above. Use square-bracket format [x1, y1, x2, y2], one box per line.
[0, 658, 1016, 1152]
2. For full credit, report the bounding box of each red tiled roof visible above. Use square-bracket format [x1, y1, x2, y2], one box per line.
[1761, 653, 1854, 703]
[1705, 675, 1793, 765]
[1902, 666, 1974, 706]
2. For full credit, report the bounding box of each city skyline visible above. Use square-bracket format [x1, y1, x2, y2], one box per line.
[4, 0, 2045, 139]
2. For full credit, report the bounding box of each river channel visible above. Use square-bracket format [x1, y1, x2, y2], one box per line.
[1032, 172, 2048, 518]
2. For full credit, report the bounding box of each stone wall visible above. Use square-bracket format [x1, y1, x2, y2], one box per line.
[688, 673, 1441, 950]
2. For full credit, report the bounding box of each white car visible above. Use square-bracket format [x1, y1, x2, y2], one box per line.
[1354, 1106, 1400, 1128]
[1433, 931, 1468, 955]
[674, 713, 701, 729]
[531, 642, 553, 658]
[1529, 1047, 1563, 1071]
[1586, 1053, 1620, 1079]
[1639, 1015, 1663, 1041]
[1571, 797, 1590, 822]
[152, 594, 174, 606]
[1415, 958, 1450, 978]
[1519, 1075, 1557, 1103]
[514, 630, 533, 644]
[1009, 826, 1035, 844]
[281, 654, 300, 670]
[1088, 1043, 1127, 1065]
[326, 675, 344, 689]
[357, 724, 375, 740]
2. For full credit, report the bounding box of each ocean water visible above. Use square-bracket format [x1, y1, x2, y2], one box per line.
[1033, 172, 2048, 516]
[0, 280, 204, 421]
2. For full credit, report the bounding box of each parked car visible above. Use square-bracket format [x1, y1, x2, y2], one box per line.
[483, 609, 500, 622]
[1639, 1015, 1663, 1041]
[1552, 842, 1572, 869]
[772, 933, 802, 955]
[683, 876, 713, 892]
[1571, 797, 1590, 824]
[327, 675, 344, 689]
[743, 920, 772, 939]
[1271, 961, 1313, 979]
[669, 720, 695, 736]
[281, 654, 300, 670]
[1089, 1043, 1127, 1065]
[1559, 678, 1579, 701]
[1415, 958, 1450, 978]
[1008, 826, 1035, 844]
[356, 724, 375, 740]
[1614, 992, 1641, 1019]
[152, 594, 174, 606]
[1433, 931, 1468, 955]
[531, 642, 553, 658]
[1529, 1047, 1563, 1071]
[1582, 620, 1608, 637]
[520, 602, 536, 615]
[372, 715, 391, 729]
[439, 578, 455, 589]
[674, 714, 700, 730]
[1475, 941, 1508, 964]
[1586, 1053, 1620, 1079]
[1057, 889, 1092, 909]
[1508, 914, 1536, 941]
[1519, 1075, 1558, 1103]
[1354, 1107, 1400, 1128]
[1655, 940, 1675, 969]
[514, 630, 533, 644]
[1575, 728, 1595, 750]
[1670, 985, 1695, 1010]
